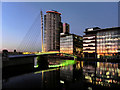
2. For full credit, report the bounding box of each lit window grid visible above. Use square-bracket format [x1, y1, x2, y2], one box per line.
[83, 35, 96, 54]
[83, 47, 95, 50]
[83, 39, 95, 43]
[83, 36, 95, 39]
[60, 34, 82, 55]
[83, 50, 95, 53]
[60, 36, 73, 54]
[83, 43, 95, 46]
[97, 30, 120, 56]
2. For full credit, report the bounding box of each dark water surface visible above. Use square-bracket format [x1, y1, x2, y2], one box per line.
[2, 60, 120, 90]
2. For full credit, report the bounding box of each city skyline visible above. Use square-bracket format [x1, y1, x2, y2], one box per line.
[2, 2, 118, 52]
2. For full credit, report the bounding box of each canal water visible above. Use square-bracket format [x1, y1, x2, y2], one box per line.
[2, 60, 120, 90]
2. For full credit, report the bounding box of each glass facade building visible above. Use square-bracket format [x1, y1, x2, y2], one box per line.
[97, 28, 120, 58]
[60, 33, 83, 57]
[83, 27, 120, 59]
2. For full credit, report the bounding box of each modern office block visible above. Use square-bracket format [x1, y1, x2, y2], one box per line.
[83, 27, 100, 58]
[60, 33, 83, 57]
[83, 27, 120, 59]
[97, 27, 120, 58]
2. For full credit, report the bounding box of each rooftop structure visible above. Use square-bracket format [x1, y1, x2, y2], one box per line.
[46, 10, 61, 15]
[63, 23, 69, 34]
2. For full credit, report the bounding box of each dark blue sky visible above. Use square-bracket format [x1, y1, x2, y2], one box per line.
[2, 2, 118, 51]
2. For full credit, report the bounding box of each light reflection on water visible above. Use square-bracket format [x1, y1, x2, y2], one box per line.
[2, 60, 120, 89]
[82, 61, 120, 87]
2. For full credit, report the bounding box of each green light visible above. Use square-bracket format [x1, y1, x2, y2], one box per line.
[49, 64, 61, 68]
[34, 65, 39, 68]
[49, 60, 76, 68]
[34, 68, 59, 74]
[35, 52, 77, 59]
[35, 51, 77, 68]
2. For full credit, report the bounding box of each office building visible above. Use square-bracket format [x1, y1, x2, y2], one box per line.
[83, 27, 100, 58]
[44, 10, 62, 52]
[97, 27, 120, 58]
[83, 27, 120, 59]
[60, 33, 83, 57]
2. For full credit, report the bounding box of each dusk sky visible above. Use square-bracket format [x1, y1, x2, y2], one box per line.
[2, 2, 118, 52]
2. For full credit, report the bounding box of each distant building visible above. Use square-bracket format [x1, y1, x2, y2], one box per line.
[63, 23, 69, 34]
[83, 27, 120, 59]
[60, 33, 83, 57]
[44, 10, 62, 52]
[2, 49, 8, 58]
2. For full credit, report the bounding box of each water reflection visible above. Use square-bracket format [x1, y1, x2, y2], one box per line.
[96, 62, 120, 86]
[2, 60, 120, 89]
[60, 65, 73, 81]
[82, 61, 120, 87]
[3, 68, 60, 89]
